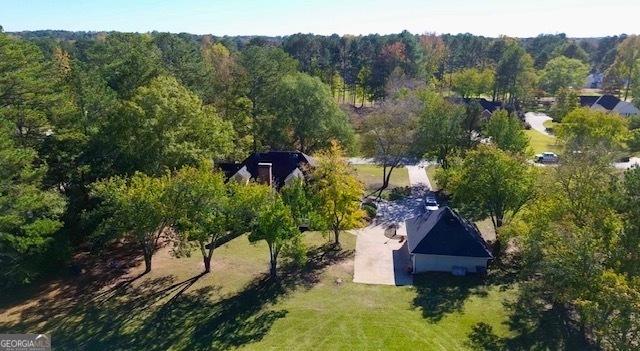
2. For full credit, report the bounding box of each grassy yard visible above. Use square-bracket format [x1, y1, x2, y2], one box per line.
[0, 231, 518, 350]
[542, 120, 558, 134]
[426, 164, 440, 191]
[525, 129, 562, 155]
[352, 164, 410, 192]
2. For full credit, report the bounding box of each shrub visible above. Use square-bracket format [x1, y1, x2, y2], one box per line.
[362, 202, 377, 219]
[388, 186, 412, 201]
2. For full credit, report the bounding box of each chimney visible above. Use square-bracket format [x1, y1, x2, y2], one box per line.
[257, 162, 273, 186]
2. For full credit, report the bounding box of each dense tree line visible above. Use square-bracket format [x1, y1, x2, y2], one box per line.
[9, 30, 638, 105]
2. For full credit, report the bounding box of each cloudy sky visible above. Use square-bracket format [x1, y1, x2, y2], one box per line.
[3, 0, 639, 37]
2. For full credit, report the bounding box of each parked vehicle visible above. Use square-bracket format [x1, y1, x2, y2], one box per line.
[535, 152, 559, 163]
[424, 195, 439, 211]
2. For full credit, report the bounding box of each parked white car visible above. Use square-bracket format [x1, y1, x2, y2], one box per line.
[535, 152, 559, 163]
[424, 195, 439, 212]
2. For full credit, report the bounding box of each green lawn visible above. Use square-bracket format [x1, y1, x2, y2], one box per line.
[352, 164, 410, 191]
[542, 120, 558, 134]
[0, 231, 517, 350]
[525, 129, 562, 155]
[426, 164, 440, 191]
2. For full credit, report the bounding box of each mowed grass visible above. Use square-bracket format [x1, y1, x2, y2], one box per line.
[426, 164, 440, 191]
[352, 164, 410, 191]
[525, 129, 562, 155]
[0, 231, 516, 351]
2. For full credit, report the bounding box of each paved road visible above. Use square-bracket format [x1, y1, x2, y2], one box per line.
[347, 157, 375, 165]
[525, 112, 553, 136]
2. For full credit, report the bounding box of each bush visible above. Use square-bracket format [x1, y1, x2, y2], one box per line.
[388, 186, 412, 201]
[362, 202, 377, 219]
[628, 129, 640, 152]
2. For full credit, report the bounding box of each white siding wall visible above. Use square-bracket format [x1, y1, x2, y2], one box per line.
[412, 254, 490, 273]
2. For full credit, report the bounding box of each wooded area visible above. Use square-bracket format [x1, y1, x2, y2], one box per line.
[1, 27, 640, 350]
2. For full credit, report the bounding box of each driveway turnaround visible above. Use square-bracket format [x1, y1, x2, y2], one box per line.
[524, 112, 553, 136]
[353, 224, 412, 286]
[353, 188, 426, 286]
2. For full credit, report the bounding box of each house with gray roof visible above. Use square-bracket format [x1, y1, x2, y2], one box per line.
[406, 207, 493, 275]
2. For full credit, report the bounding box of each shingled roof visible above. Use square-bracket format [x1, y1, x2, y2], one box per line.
[464, 98, 502, 113]
[579, 95, 599, 107]
[218, 151, 314, 189]
[594, 95, 621, 111]
[406, 207, 493, 258]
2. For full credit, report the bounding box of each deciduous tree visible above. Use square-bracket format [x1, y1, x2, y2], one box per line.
[361, 92, 422, 198]
[248, 192, 304, 279]
[437, 144, 537, 234]
[539, 56, 589, 95]
[266, 72, 354, 153]
[91, 172, 170, 273]
[417, 91, 467, 168]
[482, 110, 529, 154]
[114, 75, 235, 174]
[310, 141, 366, 246]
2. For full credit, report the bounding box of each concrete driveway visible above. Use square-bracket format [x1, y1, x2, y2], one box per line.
[353, 173, 432, 286]
[353, 224, 412, 286]
[525, 112, 553, 136]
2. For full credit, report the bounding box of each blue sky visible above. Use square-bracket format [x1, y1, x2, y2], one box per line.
[2, 0, 639, 37]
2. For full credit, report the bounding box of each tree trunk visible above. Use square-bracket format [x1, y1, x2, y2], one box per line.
[624, 75, 631, 101]
[143, 247, 152, 273]
[268, 243, 277, 279]
[203, 256, 212, 273]
[333, 227, 340, 246]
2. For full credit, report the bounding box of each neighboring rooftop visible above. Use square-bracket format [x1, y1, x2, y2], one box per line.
[218, 151, 314, 189]
[406, 207, 493, 258]
[593, 94, 620, 111]
[578, 95, 599, 107]
[466, 98, 502, 113]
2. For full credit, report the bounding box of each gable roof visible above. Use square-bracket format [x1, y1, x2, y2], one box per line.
[406, 207, 493, 258]
[579, 95, 599, 107]
[593, 95, 620, 111]
[218, 151, 314, 189]
[464, 98, 502, 113]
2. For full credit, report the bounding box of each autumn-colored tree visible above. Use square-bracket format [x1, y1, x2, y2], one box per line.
[309, 141, 366, 246]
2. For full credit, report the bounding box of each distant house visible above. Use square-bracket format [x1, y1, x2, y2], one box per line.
[405, 207, 493, 274]
[466, 98, 503, 119]
[579, 94, 640, 117]
[449, 97, 503, 119]
[218, 151, 315, 190]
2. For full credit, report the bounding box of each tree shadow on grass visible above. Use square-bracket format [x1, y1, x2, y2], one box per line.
[0, 242, 353, 351]
[466, 290, 595, 351]
[412, 272, 489, 322]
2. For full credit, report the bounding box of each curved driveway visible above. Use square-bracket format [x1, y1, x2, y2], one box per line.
[525, 112, 553, 136]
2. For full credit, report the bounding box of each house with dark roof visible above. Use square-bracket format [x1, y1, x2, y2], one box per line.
[405, 207, 493, 274]
[579, 95, 640, 117]
[218, 151, 315, 190]
[463, 98, 503, 119]
[578, 95, 599, 108]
